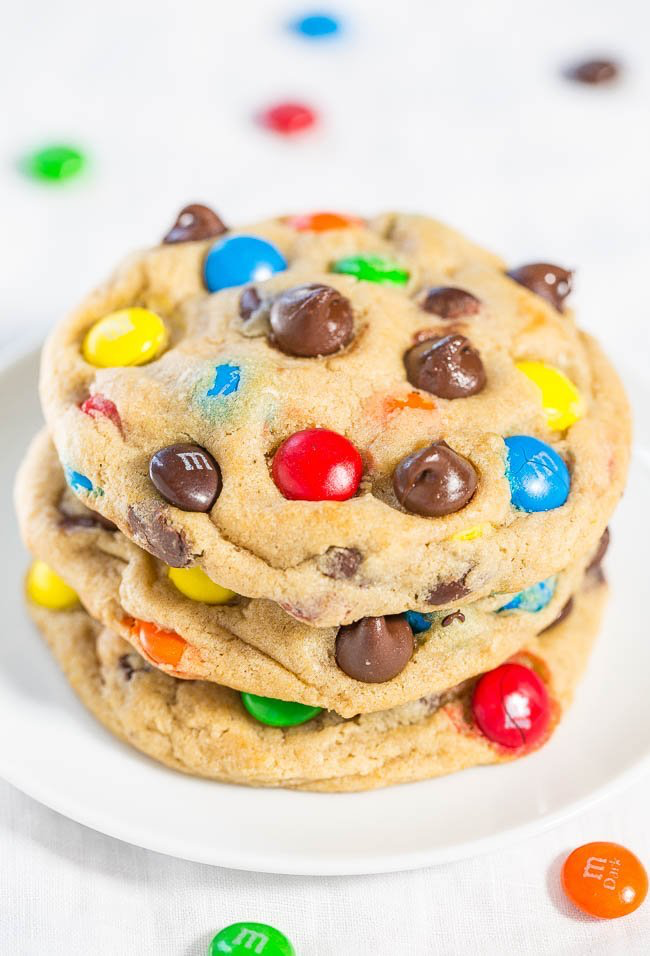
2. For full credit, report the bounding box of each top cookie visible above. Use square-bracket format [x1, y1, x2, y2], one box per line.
[40, 208, 630, 626]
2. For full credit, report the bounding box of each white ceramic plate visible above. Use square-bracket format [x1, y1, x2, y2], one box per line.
[1, 342, 649, 875]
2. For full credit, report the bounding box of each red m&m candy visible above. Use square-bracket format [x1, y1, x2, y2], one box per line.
[472, 662, 550, 749]
[272, 428, 362, 501]
[80, 394, 123, 433]
[261, 102, 317, 135]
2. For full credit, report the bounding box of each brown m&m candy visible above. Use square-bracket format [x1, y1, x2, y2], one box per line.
[335, 615, 415, 683]
[566, 59, 620, 85]
[162, 204, 227, 244]
[419, 286, 481, 319]
[149, 443, 221, 512]
[507, 263, 573, 312]
[269, 284, 354, 356]
[404, 334, 486, 399]
[393, 441, 477, 517]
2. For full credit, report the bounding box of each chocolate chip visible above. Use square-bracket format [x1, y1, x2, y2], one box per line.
[441, 609, 465, 627]
[393, 441, 477, 517]
[335, 615, 415, 683]
[318, 547, 363, 579]
[127, 503, 191, 567]
[566, 59, 619, 85]
[239, 286, 263, 320]
[507, 263, 573, 312]
[426, 577, 470, 605]
[404, 334, 486, 399]
[118, 653, 151, 680]
[269, 284, 354, 357]
[60, 513, 118, 532]
[587, 527, 610, 581]
[540, 597, 574, 633]
[149, 443, 221, 512]
[419, 287, 481, 319]
[162, 204, 227, 244]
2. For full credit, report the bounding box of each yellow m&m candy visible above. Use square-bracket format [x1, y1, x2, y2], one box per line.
[82, 308, 167, 368]
[451, 523, 492, 542]
[516, 360, 585, 431]
[26, 560, 79, 610]
[168, 566, 236, 604]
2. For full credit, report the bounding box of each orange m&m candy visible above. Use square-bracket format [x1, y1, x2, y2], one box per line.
[129, 619, 187, 667]
[287, 211, 362, 232]
[562, 842, 648, 919]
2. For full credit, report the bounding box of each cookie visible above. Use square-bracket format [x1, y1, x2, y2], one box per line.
[39, 210, 629, 627]
[27, 578, 606, 791]
[17, 430, 606, 717]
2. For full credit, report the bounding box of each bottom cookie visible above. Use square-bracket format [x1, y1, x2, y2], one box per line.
[28, 579, 606, 792]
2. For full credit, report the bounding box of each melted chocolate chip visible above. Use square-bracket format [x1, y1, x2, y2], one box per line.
[127, 503, 191, 567]
[426, 577, 471, 605]
[162, 204, 227, 244]
[269, 284, 354, 357]
[566, 59, 619, 85]
[507, 263, 573, 312]
[118, 653, 152, 680]
[404, 334, 486, 399]
[441, 609, 465, 627]
[318, 547, 363, 580]
[149, 443, 221, 512]
[393, 441, 478, 517]
[335, 615, 415, 683]
[239, 286, 263, 320]
[586, 527, 610, 584]
[60, 513, 118, 532]
[419, 287, 481, 319]
[540, 597, 574, 633]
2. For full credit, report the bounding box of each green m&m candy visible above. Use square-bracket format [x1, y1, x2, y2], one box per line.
[330, 253, 409, 286]
[210, 922, 295, 955]
[23, 143, 86, 182]
[241, 693, 322, 727]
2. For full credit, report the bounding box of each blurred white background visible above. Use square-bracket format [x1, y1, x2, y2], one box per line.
[1, 1, 649, 953]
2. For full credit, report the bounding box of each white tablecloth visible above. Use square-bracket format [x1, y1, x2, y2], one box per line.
[1, 1, 649, 952]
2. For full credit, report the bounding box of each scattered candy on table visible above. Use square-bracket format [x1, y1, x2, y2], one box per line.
[204, 235, 287, 292]
[565, 59, 621, 85]
[504, 435, 570, 512]
[241, 692, 322, 727]
[129, 619, 187, 667]
[516, 361, 585, 431]
[22, 143, 85, 182]
[210, 922, 295, 956]
[287, 211, 361, 231]
[260, 101, 317, 135]
[82, 308, 168, 368]
[331, 253, 409, 286]
[168, 566, 236, 604]
[472, 661, 551, 748]
[149, 443, 222, 512]
[272, 428, 362, 501]
[562, 842, 648, 918]
[290, 11, 341, 39]
[498, 577, 557, 613]
[26, 560, 78, 610]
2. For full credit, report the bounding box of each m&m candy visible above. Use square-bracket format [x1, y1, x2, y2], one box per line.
[287, 211, 361, 232]
[504, 435, 570, 512]
[23, 143, 85, 182]
[260, 102, 317, 135]
[331, 253, 409, 286]
[129, 619, 187, 667]
[204, 236, 287, 292]
[241, 693, 322, 727]
[80, 394, 122, 432]
[210, 922, 295, 956]
[272, 428, 362, 501]
[291, 12, 341, 39]
[472, 662, 551, 748]
[82, 308, 168, 368]
[168, 566, 236, 604]
[404, 610, 432, 634]
[498, 576, 557, 613]
[451, 523, 491, 541]
[26, 561, 78, 610]
[562, 842, 648, 918]
[516, 361, 585, 431]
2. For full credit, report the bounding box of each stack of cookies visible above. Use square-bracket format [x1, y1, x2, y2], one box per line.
[15, 207, 630, 791]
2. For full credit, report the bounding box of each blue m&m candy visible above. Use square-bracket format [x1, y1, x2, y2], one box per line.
[404, 610, 431, 634]
[498, 576, 557, 613]
[291, 12, 341, 39]
[504, 435, 570, 512]
[204, 236, 287, 293]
